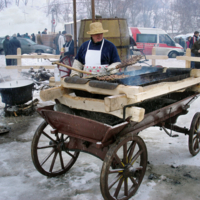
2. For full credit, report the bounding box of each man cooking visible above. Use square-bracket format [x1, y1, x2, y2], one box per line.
[70, 22, 121, 77]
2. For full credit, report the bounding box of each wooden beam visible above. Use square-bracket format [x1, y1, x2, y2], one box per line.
[176, 56, 200, 62]
[104, 94, 135, 112]
[61, 79, 143, 98]
[40, 86, 71, 101]
[5, 65, 56, 69]
[6, 54, 60, 59]
[190, 84, 200, 93]
[185, 48, 191, 68]
[134, 77, 200, 102]
[146, 55, 168, 60]
[57, 93, 145, 122]
[190, 69, 200, 78]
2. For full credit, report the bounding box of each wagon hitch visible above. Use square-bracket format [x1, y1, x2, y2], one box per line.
[161, 126, 179, 137]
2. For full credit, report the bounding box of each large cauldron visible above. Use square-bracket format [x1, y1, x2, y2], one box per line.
[0, 80, 34, 105]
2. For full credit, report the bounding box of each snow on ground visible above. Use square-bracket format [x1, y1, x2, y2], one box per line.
[1, 56, 200, 200]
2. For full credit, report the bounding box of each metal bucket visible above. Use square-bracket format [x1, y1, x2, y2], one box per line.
[78, 18, 130, 61]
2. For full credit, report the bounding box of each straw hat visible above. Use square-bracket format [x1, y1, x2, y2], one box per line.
[66, 33, 73, 37]
[87, 22, 108, 35]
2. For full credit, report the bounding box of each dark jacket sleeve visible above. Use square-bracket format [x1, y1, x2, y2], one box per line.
[191, 42, 200, 56]
[109, 43, 121, 64]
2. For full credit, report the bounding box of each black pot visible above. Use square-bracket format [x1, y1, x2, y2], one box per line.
[0, 80, 34, 105]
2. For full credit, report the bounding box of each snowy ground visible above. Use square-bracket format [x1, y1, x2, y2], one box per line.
[0, 55, 200, 200]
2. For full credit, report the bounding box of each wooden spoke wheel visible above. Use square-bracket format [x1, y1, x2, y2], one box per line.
[189, 112, 200, 156]
[31, 121, 79, 177]
[100, 134, 147, 200]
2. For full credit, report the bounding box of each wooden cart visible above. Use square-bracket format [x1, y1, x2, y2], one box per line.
[32, 67, 200, 200]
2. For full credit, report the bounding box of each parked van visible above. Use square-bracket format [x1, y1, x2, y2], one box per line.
[129, 27, 184, 58]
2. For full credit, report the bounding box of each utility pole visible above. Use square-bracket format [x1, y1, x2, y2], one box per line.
[91, 0, 95, 22]
[73, 0, 77, 56]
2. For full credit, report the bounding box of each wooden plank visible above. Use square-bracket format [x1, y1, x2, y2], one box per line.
[5, 65, 56, 69]
[146, 55, 168, 60]
[40, 86, 71, 101]
[190, 69, 200, 78]
[57, 94, 145, 122]
[185, 48, 191, 68]
[104, 94, 135, 112]
[17, 48, 22, 66]
[134, 77, 200, 102]
[6, 54, 60, 59]
[176, 56, 200, 62]
[61, 79, 143, 98]
[190, 84, 200, 93]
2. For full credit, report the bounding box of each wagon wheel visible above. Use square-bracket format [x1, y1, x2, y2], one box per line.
[100, 134, 147, 200]
[31, 120, 79, 177]
[189, 112, 200, 156]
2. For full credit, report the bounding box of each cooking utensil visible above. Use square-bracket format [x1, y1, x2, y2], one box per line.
[0, 80, 34, 105]
[52, 61, 94, 75]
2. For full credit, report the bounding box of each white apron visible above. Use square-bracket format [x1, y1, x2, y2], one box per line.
[83, 39, 108, 77]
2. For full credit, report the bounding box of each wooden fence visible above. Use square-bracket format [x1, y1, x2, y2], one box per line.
[5, 47, 200, 71]
[5, 48, 60, 70]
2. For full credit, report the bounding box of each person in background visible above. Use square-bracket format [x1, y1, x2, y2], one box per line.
[42, 28, 47, 34]
[70, 22, 121, 78]
[8, 34, 21, 65]
[191, 39, 200, 69]
[24, 33, 30, 39]
[3, 35, 11, 66]
[31, 33, 35, 42]
[58, 31, 66, 53]
[63, 33, 74, 56]
[36, 31, 43, 44]
[186, 37, 192, 49]
[191, 31, 199, 68]
[59, 34, 75, 77]
[53, 31, 61, 55]
[17, 33, 21, 37]
[180, 37, 186, 51]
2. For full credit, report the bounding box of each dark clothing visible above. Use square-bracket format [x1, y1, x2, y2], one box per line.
[191, 40, 200, 69]
[9, 37, 21, 66]
[31, 34, 35, 42]
[54, 34, 60, 55]
[3, 38, 10, 55]
[63, 40, 74, 56]
[190, 35, 199, 48]
[75, 38, 121, 65]
[42, 31, 47, 34]
[9, 37, 21, 55]
[3, 38, 11, 65]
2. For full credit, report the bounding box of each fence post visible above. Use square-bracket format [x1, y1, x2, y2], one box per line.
[185, 48, 191, 68]
[17, 48, 22, 77]
[152, 47, 156, 66]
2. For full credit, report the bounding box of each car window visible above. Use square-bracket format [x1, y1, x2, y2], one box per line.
[19, 39, 30, 45]
[159, 34, 175, 46]
[137, 34, 157, 43]
[26, 39, 36, 45]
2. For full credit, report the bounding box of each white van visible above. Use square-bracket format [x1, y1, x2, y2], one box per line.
[129, 27, 184, 58]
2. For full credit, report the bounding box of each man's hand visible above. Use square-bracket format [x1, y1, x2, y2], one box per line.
[198, 50, 200, 53]
[106, 62, 121, 74]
